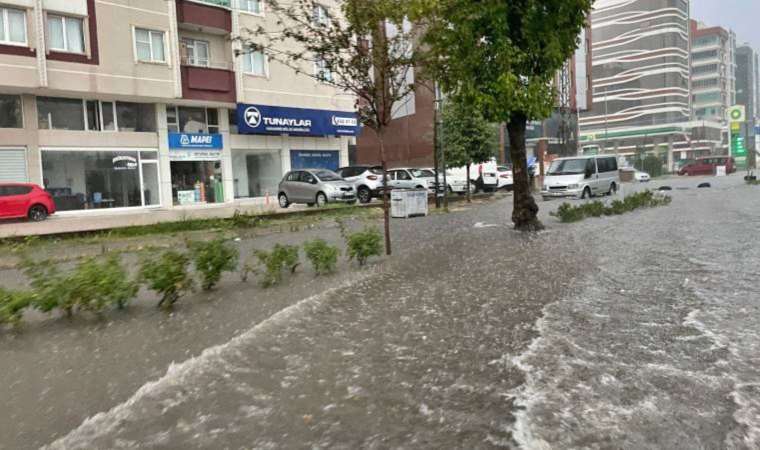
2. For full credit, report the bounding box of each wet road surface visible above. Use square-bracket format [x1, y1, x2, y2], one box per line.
[3, 175, 759, 449]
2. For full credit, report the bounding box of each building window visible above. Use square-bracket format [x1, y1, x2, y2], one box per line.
[134, 28, 165, 63]
[47, 15, 84, 53]
[38, 97, 155, 132]
[0, 94, 22, 128]
[181, 38, 209, 67]
[167, 106, 219, 134]
[37, 97, 85, 130]
[239, 0, 262, 14]
[0, 7, 27, 46]
[315, 57, 332, 82]
[232, 149, 282, 198]
[312, 4, 328, 26]
[116, 102, 156, 132]
[42, 150, 160, 211]
[243, 50, 267, 76]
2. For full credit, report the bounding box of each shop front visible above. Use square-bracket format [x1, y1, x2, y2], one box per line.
[168, 132, 225, 205]
[232, 103, 359, 200]
[41, 149, 161, 212]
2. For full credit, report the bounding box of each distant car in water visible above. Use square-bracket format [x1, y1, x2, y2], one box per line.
[634, 170, 651, 182]
[679, 156, 735, 176]
[278, 169, 356, 208]
[0, 183, 56, 221]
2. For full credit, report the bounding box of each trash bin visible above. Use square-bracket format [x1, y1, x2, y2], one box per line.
[391, 189, 429, 218]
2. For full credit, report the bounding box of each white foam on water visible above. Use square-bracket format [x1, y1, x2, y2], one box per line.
[44, 273, 373, 450]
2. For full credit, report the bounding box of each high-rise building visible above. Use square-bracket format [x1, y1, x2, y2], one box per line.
[690, 20, 737, 125]
[579, 0, 696, 168]
[735, 45, 758, 160]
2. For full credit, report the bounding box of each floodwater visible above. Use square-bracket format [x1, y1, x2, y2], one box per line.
[2, 175, 759, 449]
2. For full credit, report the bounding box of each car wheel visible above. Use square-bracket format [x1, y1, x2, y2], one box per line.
[316, 192, 328, 207]
[608, 182, 617, 195]
[415, 185, 425, 190]
[581, 187, 591, 199]
[28, 204, 48, 222]
[278, 193, 290, 208]
[357, 186, 371, 204]
[447, 186, 454, 195]
[469, 182, 479, 194]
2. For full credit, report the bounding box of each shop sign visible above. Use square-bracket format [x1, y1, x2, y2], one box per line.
[290, 150, 340, 171]
[169, 133, 223, 150]
[237, 104, 360, 136]
[112, 155, 137, 171]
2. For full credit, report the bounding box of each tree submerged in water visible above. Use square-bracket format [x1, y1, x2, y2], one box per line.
[423, 0, 594, 231]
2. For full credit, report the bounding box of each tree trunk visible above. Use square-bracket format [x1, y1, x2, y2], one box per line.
[378, 134, 392, 255]
[466, 163, 471, 203]
[508, 112, 544, 231]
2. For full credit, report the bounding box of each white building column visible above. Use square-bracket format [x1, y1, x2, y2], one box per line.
[339, 137, 350, 167]
[280, 134, 291, 174]
[23, 95, 42, 185]
[156, 103, 173, 208]
[220, 107, 234, 202]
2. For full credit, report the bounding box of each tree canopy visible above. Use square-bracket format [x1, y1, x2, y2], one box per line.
[441, 98, 498, 169]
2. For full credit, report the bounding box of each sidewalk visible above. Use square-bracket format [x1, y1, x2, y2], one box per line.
[0, 199, 310, 239]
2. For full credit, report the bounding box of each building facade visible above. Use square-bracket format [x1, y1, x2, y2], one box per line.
[0, 0, 357, 214]
[579, 0, 695, 167]
[735, 45, 758, 160]
[690, 20, 736, 126]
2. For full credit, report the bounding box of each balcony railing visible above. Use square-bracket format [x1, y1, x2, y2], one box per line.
[190, 0, 231, 8]
[181, 57, 234, 71]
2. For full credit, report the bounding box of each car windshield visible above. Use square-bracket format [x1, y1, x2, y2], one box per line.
[547, 159, 587, 175]
[313, 170, 342, 181]
[410, 169, 435, 178]
[369, 167, 384, 175]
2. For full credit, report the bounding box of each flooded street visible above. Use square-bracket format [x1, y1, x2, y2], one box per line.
[3, 175, 759, 449]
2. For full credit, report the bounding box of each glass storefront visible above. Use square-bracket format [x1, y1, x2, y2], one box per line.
[41, 150, 160, 211]
[231, 149, 282, 198]
[170, 161, 224, 205]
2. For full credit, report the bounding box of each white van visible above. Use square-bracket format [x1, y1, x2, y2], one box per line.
[448, 159, 499, 192]
[542, 155, 619, 200]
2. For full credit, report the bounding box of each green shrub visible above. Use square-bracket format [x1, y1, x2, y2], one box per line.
[551, 190, 671, 223]
[67, 256, 138, 312]
[0, 288, 33, 326]
[254, 244, 299, 287]
[189, 238, 239, 290]
[139, 250, 194, 308]
[303, 239, 339, 275]
[21, 258, 71, 316]
[345, 227, 383, 266]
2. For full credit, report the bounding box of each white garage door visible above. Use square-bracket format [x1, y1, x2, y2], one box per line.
[0, 149, 28, 182]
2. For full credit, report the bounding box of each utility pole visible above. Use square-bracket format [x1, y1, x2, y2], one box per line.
[433, 81, 441, 209]
[436, 84, 449, 210]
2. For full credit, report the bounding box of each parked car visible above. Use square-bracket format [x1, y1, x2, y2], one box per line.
[678, 156, 736, 176]
[634, 170, 651, 182]
[0, 183, 56, 221]
[386, 168, 429, 191]
[542, 155, 619, 200]
[337, 165, 385, 204]
[497, 165, 514, 190]
[278, 169, 356, 208]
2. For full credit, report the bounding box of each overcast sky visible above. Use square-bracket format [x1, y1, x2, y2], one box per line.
[691, 1, 760, 49]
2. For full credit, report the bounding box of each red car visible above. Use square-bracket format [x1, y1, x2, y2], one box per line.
[0, 183, 56, 221]
[679, 156, 735, 176]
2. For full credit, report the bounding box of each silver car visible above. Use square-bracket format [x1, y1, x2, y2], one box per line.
[278, 169, 356, 208]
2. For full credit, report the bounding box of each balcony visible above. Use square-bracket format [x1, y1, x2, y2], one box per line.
[176, 0, 232, 34]
[180, 63, 237, 104]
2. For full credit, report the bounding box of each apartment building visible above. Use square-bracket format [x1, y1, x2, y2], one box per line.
[579, 0, 694, 167]
[0, 0, 357, 214]
[690, 20, 736, 125]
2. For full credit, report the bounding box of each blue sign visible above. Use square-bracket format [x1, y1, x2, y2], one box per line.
[237, 104, 360, 137]
[290, 150, 340, 171]
[169, 133, 223, 149]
